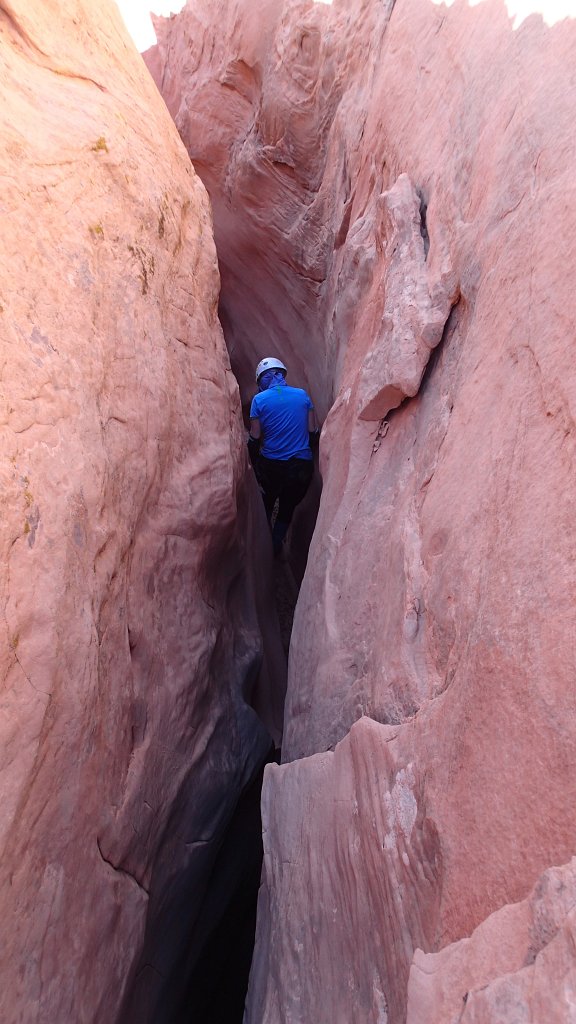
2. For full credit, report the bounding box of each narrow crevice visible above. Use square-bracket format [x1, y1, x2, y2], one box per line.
[176, 751, 278, 1024]
[141, 748, 277, 1024]
[178, 471, 320, 1022]
[418, 293, 461, 393]
[117, 406, 320, 1024]
[417, 188, 430, 260]
[273, 557, 301, 659]
[270, 467, 322, 657]
[96, 837, 150, 896]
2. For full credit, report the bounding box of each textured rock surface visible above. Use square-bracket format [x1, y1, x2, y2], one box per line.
[145, 0, 344, 416]
[247, 717, 576, 1023]
[149, 0, 576, 1021]
[246, 719, 439, 1024]
[406, 858, 576, 1024]
[0, 2, 283, 1022]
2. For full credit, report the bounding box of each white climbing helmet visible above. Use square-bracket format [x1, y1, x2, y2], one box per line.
[255, 357, 287, 383]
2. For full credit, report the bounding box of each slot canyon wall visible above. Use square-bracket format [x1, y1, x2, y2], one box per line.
[0, 2, 285, 1022]
[146, 0, 576, 1021]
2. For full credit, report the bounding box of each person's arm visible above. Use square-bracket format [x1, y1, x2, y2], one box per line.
[247, 416, 261, 468]
[308, 407, 320, 449]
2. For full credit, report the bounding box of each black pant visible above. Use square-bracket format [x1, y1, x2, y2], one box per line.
[257, 456, 314, 524]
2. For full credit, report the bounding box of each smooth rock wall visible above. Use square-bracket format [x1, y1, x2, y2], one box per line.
[0, 2, 284, 1021]
[150, 0, 576, 1020]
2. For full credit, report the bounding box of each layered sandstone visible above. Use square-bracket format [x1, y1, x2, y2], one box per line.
[0, 2, 283, 1021]
[149, 0, 576, 1021]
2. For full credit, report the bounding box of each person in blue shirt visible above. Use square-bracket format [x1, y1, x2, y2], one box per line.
[248, 357, 318, 555]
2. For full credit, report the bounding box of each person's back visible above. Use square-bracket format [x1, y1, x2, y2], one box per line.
[250, 384, 313, 461]
[248, 357, 317, 554]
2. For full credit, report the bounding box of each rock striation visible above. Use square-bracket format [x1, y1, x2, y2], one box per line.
[149, 0, 576, 1021]
[0, 2, 284, 1022]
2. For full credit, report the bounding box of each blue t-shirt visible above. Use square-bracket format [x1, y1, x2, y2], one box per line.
[250, 384, 313, 461]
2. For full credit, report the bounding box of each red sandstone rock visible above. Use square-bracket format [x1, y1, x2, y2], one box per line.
[0, 2, 283, 1021]
[247, 720, 576, 1024]
[356, 173, 458, 422]
[406, 859, 576, 1024]
[149, 0, 576, 1020]
[145, 0, 345, 416]
[246, 719, 436, 1024]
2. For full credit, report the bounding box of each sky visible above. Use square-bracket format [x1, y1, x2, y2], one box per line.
[431, 0, 576, 27]
[115, 0, 186, 51]
[505, 0, 576, 25]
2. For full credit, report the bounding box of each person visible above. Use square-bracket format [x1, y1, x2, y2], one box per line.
[247, 357, 318, 555]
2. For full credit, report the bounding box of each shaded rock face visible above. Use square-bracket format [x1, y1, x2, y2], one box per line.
[148, 0, 576, 1021]
[145, 0, 350, 416]
[0, 2, 284, 1022]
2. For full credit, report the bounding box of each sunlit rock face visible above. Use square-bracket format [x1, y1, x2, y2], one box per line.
[0, 2, 284, 1021]
[150, 0, 576, 1020]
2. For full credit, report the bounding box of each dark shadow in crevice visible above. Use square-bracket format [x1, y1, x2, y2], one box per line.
[417, 187, 430, 261]
[158, 747, 277, 1024]
[269, 461, 322, 660]
[419, 294, 461, 393]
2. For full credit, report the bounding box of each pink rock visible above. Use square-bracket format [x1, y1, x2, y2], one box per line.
[144, 0, 345, 418]
[0, 1, 283, 1021]
[245, 719, 439, 1024]
[247, 719, 576, 1024]
[407, 859, 576, 1024]
[148, 0, 576, 1019]
[357, 173, 458, 422]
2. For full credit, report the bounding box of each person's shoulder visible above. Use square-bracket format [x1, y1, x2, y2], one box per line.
[250, 391, 263, 412]
[289, 386, 313, 406]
